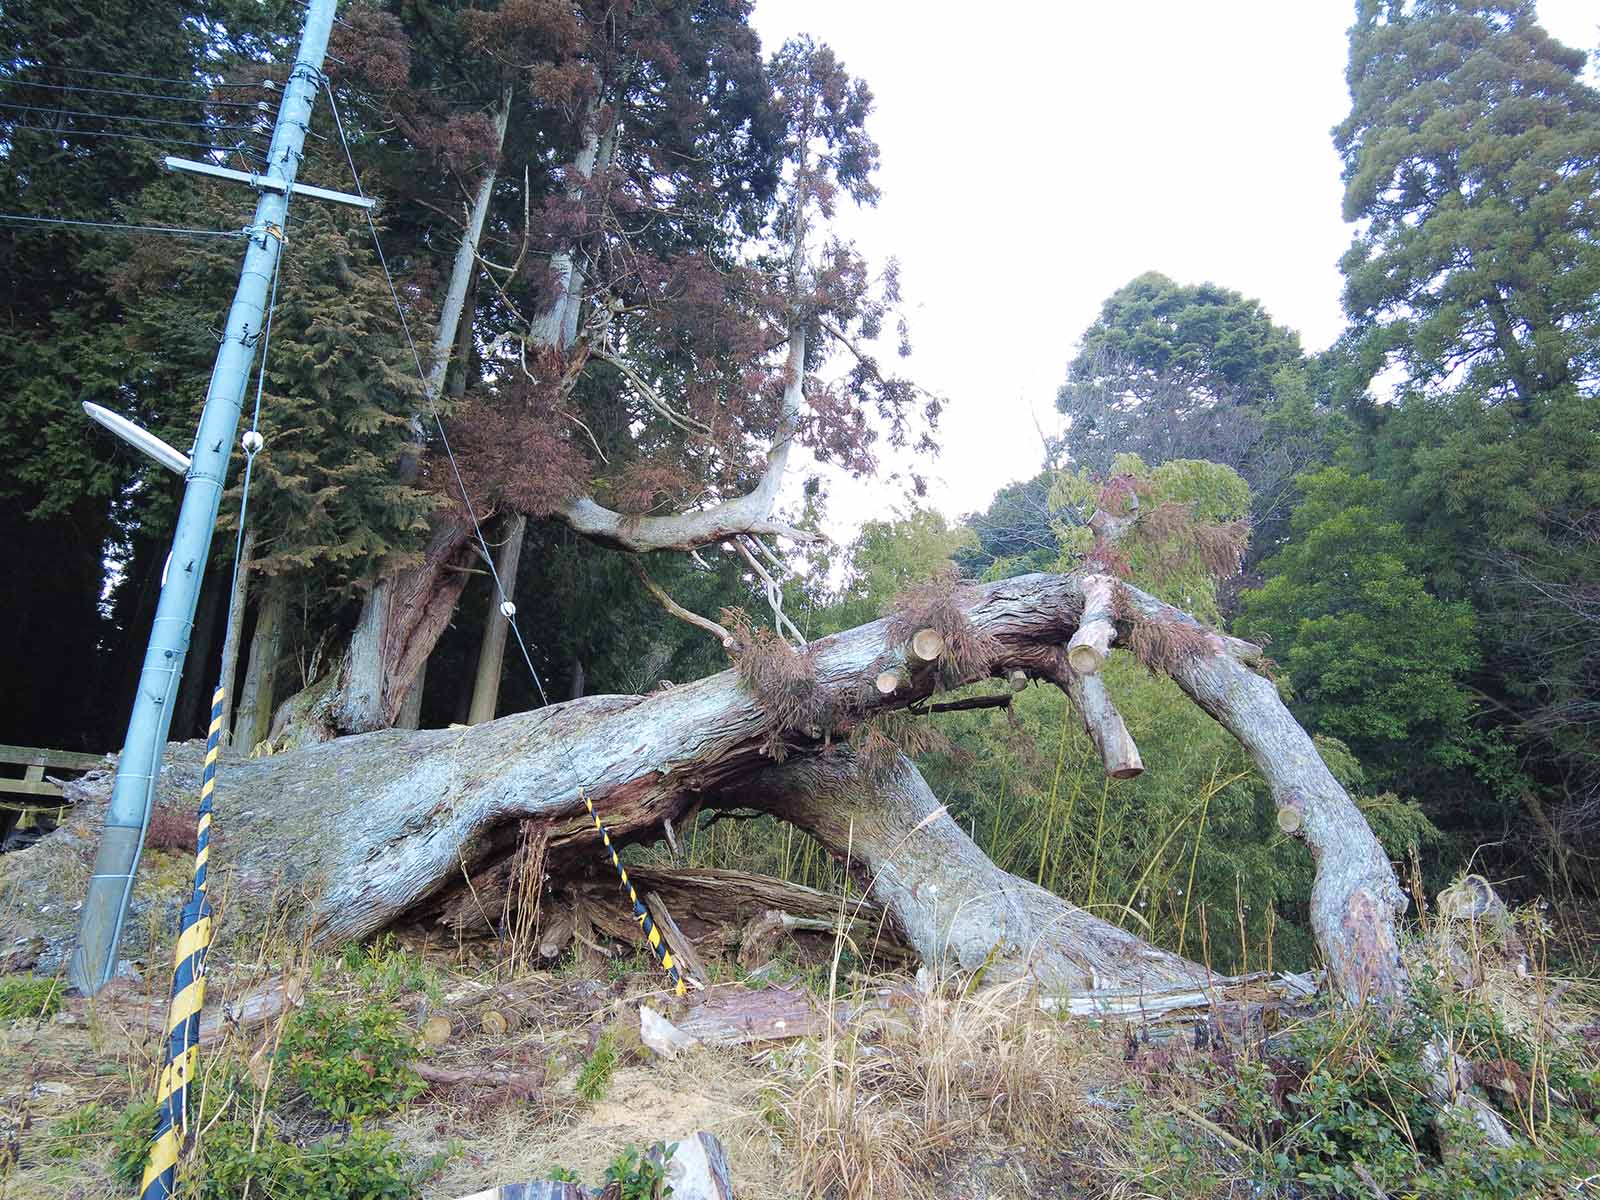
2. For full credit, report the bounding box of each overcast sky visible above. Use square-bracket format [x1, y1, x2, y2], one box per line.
[750, 1, 1599, 535]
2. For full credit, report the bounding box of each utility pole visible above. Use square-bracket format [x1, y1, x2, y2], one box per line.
[70, 0, 367, 995]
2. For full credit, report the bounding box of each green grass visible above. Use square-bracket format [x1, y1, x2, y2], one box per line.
[0, 974, 65, 1019]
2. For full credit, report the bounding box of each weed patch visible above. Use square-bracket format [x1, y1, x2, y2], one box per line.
[0, 974, 64, 1019]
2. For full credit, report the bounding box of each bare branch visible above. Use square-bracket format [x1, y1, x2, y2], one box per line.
[628, 556, 733, 648]
[589, 344, 712, 437]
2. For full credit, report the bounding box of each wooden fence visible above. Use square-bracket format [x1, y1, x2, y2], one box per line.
[1, 742, 107, 847]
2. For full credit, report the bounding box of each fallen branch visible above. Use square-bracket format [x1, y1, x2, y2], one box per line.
[909, 693, 1012, 716]
[411, 1061, 545, 1091]
[1057, 665, 1143, 779]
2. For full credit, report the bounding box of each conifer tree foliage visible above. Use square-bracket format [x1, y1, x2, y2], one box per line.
[0, 0, 285, 746]
[1329, 1, 1600, 873]
[1055, 273, 1325, 565]
[1335, 0, 1600, 409]
[266, 8, 937, 739]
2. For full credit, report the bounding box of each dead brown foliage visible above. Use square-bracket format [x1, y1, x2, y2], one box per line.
[1139, 501, 1248, 582]
[884, 569, 999, 682]
[1111, 583, 1218, 675]
[726, 610, 833, 747]
[1124, 618, 1216, 676]
[849, 712, 956, 780]
[145, 804, 198, 853]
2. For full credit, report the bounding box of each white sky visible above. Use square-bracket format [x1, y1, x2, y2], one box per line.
[751, 0, 1600, 535]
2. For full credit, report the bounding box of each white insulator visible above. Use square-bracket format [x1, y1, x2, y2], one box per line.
[499, 600, 517, 619]
[241, 430, 265, 454]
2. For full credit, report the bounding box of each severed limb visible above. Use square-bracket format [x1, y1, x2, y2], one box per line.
[1051, 663, 1143, 780]
[1066, 573, 1118, 675]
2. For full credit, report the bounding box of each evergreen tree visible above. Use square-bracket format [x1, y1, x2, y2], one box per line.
[1238, 468, 1478, 795]
[1335, 0, 1600, 410]
[1056, 273, 1324, 566]
[0, 0, 271, 745]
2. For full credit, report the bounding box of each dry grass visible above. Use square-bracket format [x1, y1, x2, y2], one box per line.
[774, 970, 1095, 1200]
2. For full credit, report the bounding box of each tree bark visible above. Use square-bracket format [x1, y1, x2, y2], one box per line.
[748, 750, 1202, 993]
[467, 512, 527, 724]
[396, 659, 426, 731]
[217, 527, 256, 746]
[87, 572, 1406, 1004]
[233, 585, 286, 752]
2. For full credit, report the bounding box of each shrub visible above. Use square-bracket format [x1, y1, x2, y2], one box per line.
[577, 1028, 619, 1102]
[195, 1120, 433, 1200]
[275, 995, 423, 1119]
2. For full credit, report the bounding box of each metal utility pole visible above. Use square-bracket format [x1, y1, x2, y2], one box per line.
[70, 0, 362, 995]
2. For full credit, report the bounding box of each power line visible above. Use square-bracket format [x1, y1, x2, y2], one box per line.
[0, 77, 262, 109]
[322, 80, 550, 708]
[0, 212, 246, 238]
[5, 63, 259, 89]
[0, 100, 253, 132]
[3, 121, 266, 157]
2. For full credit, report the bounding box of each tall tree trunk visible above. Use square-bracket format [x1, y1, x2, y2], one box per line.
[74, 572, 1407, 1004]
[467, 512, 527, 724]
[173, 569, 223, 739]
[233, 585, 286, 752]
[335, 89, 514, 735]
[396, 660, 426, 731]
[217, 527, 256, 746]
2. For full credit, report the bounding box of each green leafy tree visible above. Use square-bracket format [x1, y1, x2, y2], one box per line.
[1335, 0, 1600, 412]
[1238, 468, 1477, 779]
[1051, 453, 1251, 625]
[818, 509, 975, 634]
[1056, 273, 1326, 565]
[1062, 271, 1305, 412]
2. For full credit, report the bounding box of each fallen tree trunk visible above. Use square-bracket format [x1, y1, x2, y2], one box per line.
[21, 572, 1407, 1004]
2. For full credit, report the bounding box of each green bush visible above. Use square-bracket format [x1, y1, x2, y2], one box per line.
[604, 1142, 677, 1200]
[577, 1029, 619, 1102]
[275, 995, 423, 1119]
[109, 1097, 160, 1188]
[195, 1120, 432, 1200]
[1207, 990, 1600, 1199]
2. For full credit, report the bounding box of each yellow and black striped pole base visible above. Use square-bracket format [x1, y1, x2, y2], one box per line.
[138, 685, 223, 1200]
[583, 795, 685, 996]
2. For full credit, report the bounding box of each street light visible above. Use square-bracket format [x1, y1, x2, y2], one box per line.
[82, 402, 192, 475]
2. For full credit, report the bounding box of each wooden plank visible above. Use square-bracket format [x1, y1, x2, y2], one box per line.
[0, 743, 105, 771]
[0, 779, 65, 798]
[645, 889, 708, 986]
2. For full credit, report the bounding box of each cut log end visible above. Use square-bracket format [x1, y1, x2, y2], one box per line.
[1276, 806, 1304, 835]
[421, 1014, 453, 1047]
[1007, 668, 1029, 692]
[1066, 642, 1108, 676]
[875, 668, 903, 695]
[909, 627, 945, 663]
